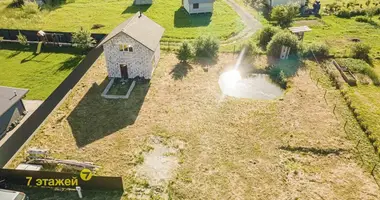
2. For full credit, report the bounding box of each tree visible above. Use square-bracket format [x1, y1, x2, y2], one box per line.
[176, 41, 193, 63]
[194, 35, 219, 59]
[256, 26, 281, 49]
[72, 27, 96, 50]
[17, 32, 28, 46]
[351, 43, 371, 60]
[270, 4, 299, 28]
[267, 31, 300, 58]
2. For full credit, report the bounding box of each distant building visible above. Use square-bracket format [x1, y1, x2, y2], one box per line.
[182, 0, 214, 14]
[99, 12, 164, 79]
[134, 0, 152, 5]
[267, 0, 305, 7]
[0, 86, 28, 138]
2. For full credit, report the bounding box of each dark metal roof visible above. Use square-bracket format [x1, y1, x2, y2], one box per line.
[98, 12, 165, 51]
[0, 86, 28, 116]
[189, 0, 214, 4]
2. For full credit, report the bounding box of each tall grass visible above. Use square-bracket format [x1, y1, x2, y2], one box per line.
[336, 58, 380, 85]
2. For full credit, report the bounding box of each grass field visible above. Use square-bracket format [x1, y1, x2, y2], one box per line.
[0, 0, 244, 41]
[7, 53, 380, 199]
[291, 0, 380, 157]
[0, 43, 83, 100]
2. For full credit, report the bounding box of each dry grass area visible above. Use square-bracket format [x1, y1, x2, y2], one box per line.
[8, 53, 380, 199]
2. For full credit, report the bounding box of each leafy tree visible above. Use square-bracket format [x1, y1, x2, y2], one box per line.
[72, 27, 96, 50]
[176, 41, 193, 63]
[194, 36, 219, 59]
[270, 4, 299, 28]
[351, 43, 371, 60]
[17, 32, 28, 46]
[267, 31, 300, 58]
[256, 26, 281, 49]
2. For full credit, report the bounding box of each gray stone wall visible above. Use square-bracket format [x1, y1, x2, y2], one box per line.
[103, 33, 155, 79]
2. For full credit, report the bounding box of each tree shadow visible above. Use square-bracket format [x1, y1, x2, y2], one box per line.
[194, 57, 217, 71]
[6, 51, 22, 59]
[20, 54, 39, 63]
[56, 55, 84, 71]
[279, 145, 347, 156]
[67, 78, 150, 147]
[122, 4, 151, 14]
[170, 62, 193, 80]
[174, 8, 212, 28]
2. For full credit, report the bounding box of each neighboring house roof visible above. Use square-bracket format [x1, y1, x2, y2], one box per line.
[98, 12, 165, 51]
[0, 86, 28, 116]
[188, 0, 214, 3]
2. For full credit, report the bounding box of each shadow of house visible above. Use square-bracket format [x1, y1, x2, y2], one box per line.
[174, 8, 212, 28]
[122, 4, 151, 14]
[170, 63, 193, 80]
[67, 79, 150, 147]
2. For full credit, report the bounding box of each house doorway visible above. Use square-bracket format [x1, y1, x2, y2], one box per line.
[120, 64, 128, 79]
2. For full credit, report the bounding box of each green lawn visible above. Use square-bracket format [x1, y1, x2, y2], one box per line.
[0, 0, 244, 41]
[0, 43, 83, 100]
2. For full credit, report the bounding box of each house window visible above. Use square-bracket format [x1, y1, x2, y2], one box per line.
[193, 3, 199, 9]
[119, 44, 133, 52]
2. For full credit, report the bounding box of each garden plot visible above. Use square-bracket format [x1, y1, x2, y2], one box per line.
[7, 53, 380, 199]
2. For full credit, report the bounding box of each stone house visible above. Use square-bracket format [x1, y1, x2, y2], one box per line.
[182, 0, 214, 14]
[99, 12, 164, 79]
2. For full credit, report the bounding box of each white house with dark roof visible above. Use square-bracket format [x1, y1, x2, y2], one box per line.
[98, 12, 164, 79]
[182, 0, 214, 14]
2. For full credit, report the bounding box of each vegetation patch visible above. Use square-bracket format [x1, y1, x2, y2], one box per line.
[336, 58, 379, 85]
[0, 43, 83, 100]
[0, 0, 243, 42]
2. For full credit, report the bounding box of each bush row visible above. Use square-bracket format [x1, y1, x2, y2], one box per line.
[176, 36, 219, 62]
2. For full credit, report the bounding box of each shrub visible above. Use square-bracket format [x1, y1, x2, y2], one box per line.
[244, 41, 260, 59]
[17, 32, 28, 46]
[355, 16, 370, 22]
[350, 8, 366, 16]
[351, 43, 371, 60]
[22, 2, 40, 15]
[176, 41, 193, 63]
[72, 28, 96, 50]
[336, 8, 351, 18]
[336, 58, 379, 85]
[267, 31, 300, 58]
[269, 67, 287, 88]
[366, 7, 377, 20]
[303, 43, 330, 59]
[270, 4, 299, 28]
[257, 26, 280, 49]
[194, 36, 219, 59]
